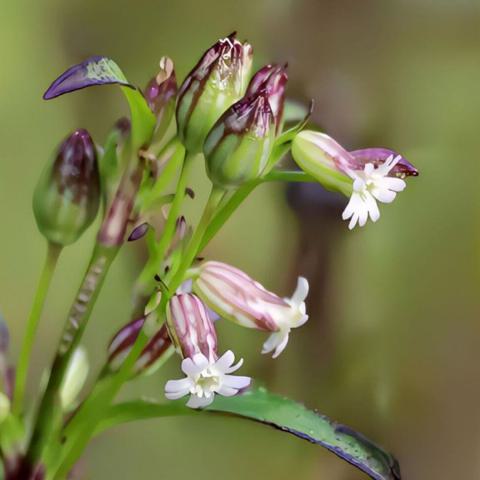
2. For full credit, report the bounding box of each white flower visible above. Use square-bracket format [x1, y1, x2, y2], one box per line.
[193, 262, 310, 358]
[342, 155, 406, 230]
[261, 277, 309, 358]
[165, 350, 250, 409]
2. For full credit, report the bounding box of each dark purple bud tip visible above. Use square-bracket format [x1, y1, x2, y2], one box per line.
[53, 129, 99, 202]
[43, 56, 133, 100]
[350, 148, 419, 178]
[128, 222, 150, 242]
[185, 187, 195, 199]
[108, 317, 145, 365]
[246, 64, 288, 129]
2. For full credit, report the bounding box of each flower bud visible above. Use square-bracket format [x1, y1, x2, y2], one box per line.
[176, 33, 253, 153]
[204, 91, 275, 188]
[0, 391, 9, 424]
[59, 346, 88, 410]
[144, 57, 177, 142]
[33, 129, 101, 246]
[246, 64, 288, 132]
[108, 317, 172, 375]
[292, 131, 418, 229]
[167, 293, 217, 361]
[192, 261, 309, 358]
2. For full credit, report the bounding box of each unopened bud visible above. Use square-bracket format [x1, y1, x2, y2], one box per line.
[144, 57, 177, 142]
[246, 64, 288, 132]
[33, 129, 101, 246]
[59, 346, 89, 410]
[204, 91, 275, 188]
[176, 33, 253, 153]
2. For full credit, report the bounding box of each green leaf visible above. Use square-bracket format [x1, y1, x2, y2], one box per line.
[97, 388, 400, 480]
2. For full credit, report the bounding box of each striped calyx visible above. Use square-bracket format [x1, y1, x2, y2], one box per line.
[167, 293, 217, 361]
[203, 91, 275, 188]
[192, 261, 309, 358]
[176, 33, 253, 154]
[245, 64, 288, 132]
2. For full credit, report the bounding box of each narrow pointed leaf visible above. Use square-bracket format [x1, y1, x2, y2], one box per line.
[97, 388, 400, 480]
[44, 57, 156, 149]
[43, 56, 133, 99]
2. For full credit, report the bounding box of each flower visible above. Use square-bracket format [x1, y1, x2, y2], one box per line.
[291, 131, 418, 229]
[192, 261, 309, 358]
[165, 350, 250, 408]
[176, 33, 253, 153]
[342, 155, 407, 229]
[165, 293, 250, 408]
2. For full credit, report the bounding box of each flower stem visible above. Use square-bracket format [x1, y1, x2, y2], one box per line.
[132, 149, 192, 314]
[12, 242, 62, 416]
[24, 243, 118, 472]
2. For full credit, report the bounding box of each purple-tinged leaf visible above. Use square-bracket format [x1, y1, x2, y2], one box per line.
[43, 56, 133, 100]
[350, 148, 418, 177]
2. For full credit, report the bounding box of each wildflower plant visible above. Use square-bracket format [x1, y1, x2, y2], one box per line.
[0, 33, 418, 479]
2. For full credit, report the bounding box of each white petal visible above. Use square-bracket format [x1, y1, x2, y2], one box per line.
[213, 350, 235, 373]
[216, 385, 239, 396]
[222, 374, 251, 391]
[186, 394, 214, 409]
[262, 330, 290, 358]
[363, 191, 380, 222]
[181, 354, 209, 376]
[290, 277, 309, 305]
[348, 212, 359, 230]
[381, 177, 406, 192]
[165, 377, 192, 393]
[372, 187, 396, 204]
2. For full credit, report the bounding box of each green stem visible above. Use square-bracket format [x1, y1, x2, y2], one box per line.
[25, 243, 119, 470]
[12, 242, 62, 416]
[168, 185, 226, 294]
[132, 149, 193, 312]
[54, 184, 226, 477]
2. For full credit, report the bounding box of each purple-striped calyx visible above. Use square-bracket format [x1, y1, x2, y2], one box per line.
[33, 129, 101, 245]
[291, 131, 418, 229]
[192, 261, 309, 358]
[203, 89, 275, 188]
[176, 33, 253, 153]
[245, 64, 288, 132]
[165, 293, 250, 408]
[107, 317, 172, 375]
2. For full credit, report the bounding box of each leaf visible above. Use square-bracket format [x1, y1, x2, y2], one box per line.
[97, 388, 400, 480]
[43, 56, 133, 99]
[43, 56, 156, 149]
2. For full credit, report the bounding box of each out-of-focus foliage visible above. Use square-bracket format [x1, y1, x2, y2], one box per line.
[1, 0, 479, 478]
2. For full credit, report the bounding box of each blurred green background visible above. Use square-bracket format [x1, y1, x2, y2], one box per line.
[1, 0, 479, 478]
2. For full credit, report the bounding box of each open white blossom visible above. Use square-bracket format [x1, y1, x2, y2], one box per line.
[165, 350, 250, 409]
[261, 276, 309, 358]
[342, 155, 406, 230]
